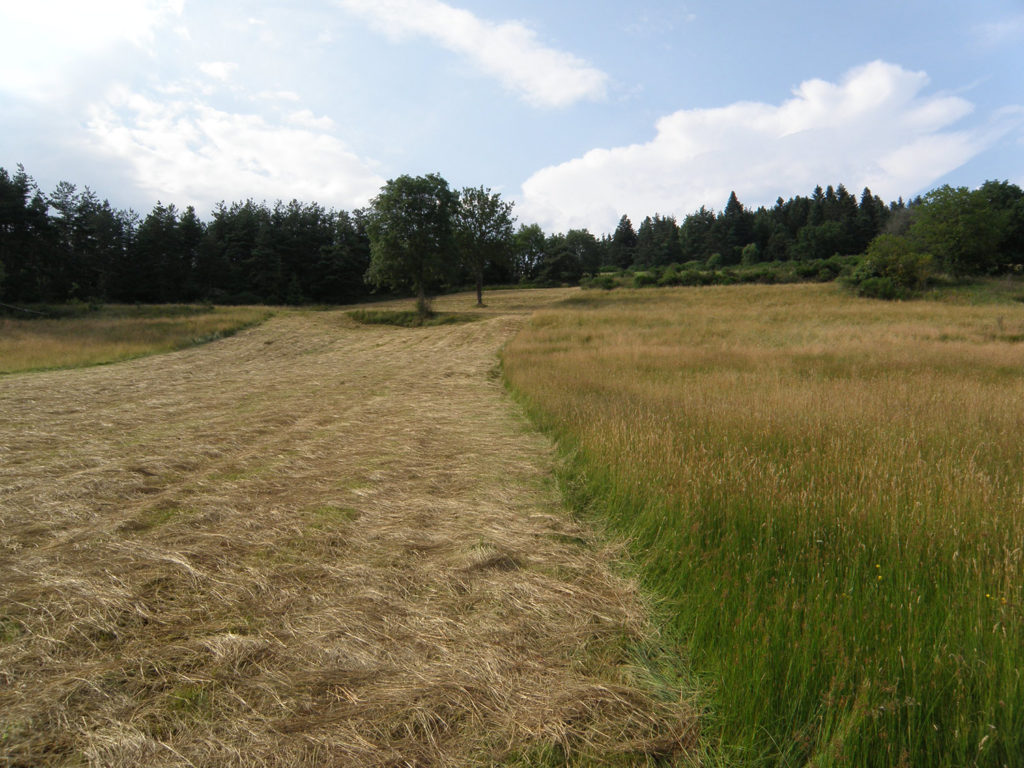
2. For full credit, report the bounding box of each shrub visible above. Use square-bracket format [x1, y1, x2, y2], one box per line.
[581, 274, 617, 290]
[676, 270, 706, 286]
[846, 234, 933, 299]
[658, 266, 682, 286]
[854, 275, 901, 300]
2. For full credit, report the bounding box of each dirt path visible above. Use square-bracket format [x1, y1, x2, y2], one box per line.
[0, 290, 693, 766]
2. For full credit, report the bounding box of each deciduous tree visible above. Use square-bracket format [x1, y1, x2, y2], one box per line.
[365, 173, 458, 316]
[910, 185, 1007, 275]
[455, 186, 514, 306]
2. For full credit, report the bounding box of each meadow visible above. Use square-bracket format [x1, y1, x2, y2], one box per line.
[0, 304, 272, 374]
[0, 290, 695, 767]
[502, 282, 1024, 766]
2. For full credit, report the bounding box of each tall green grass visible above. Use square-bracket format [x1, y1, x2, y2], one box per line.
[503, 283, 1024, 766]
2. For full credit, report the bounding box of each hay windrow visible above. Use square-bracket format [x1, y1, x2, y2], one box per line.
[0, 288, 696, 766]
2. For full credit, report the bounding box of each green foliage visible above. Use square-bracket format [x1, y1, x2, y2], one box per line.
[635, 214, 682, 267]
[580, 274, 617, 290]
[740, 242, 759, 265]
[632, 271, 658, 287]
[512, 223, 546, 282]
[978, 180, 1024, 264]
[657, 264, 681, 286]
[7, 160, 1023, 306]
[625, 257, 856, 290]
[538, 230, 595, 284]
[910, 185, 1007, 275]
[608, 214, 638, 269]
[1, 165, 380, 307]
[716, 190, 754, 261]
[364, 173, 458, 316]
[455, 186, 515, 306]
[792, 221, 845, 261]
[846, 234, 933, 299]
[346, 308, 479, 327]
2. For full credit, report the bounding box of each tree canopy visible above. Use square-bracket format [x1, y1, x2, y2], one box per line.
[455, 186, 515, 306]
[910, 184, 1011, 275]
[3, 163, 1024, 309]
[364, 173, 459, 316]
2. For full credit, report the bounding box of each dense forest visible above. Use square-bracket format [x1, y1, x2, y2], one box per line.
[2, 163, 1023, 307]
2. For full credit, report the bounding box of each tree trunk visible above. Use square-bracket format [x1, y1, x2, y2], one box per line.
[475, 270, 484, 307]
[416, 283, 431, 318]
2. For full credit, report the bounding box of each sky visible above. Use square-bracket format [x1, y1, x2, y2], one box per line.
[2, 0, 1023, 235]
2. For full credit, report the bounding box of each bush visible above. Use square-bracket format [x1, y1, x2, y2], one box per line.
[633, 271, 658, 288]
[740, 243, 760, 265]
[581, 274, 617, 290]
[675, 270, 704, 286]
[742, 268, 777, 284]
[846, 235, 933, 299]
[854, 276, 901, 300]
[658, 266, 682, 286]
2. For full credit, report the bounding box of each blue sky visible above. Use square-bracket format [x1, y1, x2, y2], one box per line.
[2, 0, 1022, 234]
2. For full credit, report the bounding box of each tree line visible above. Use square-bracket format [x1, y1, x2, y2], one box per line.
[2, 163, 1023, 307]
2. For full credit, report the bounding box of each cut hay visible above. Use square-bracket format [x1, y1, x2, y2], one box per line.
[0, 289, 696, 766]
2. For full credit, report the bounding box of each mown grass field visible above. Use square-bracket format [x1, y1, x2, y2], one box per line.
[0, 304, 272, 374]
[0, 290, 695, 767]
[503, 281, 1024, 767]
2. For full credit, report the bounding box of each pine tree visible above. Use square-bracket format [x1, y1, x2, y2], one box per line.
[609, 214, 638, 269]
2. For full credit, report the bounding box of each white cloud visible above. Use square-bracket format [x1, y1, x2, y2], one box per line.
[0, 0, 182, 97]
[976, 14, 1024, 46]
[517, 61, 1021, 233]
[86, 88, 384, 212]
[335, 0, 607, 107]
[256, 90, 302, 102]
[198, 61, 239, 82]
[287, 109, 336, 131]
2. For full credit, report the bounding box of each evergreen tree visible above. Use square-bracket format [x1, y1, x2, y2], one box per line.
[679, 206, 716, 263]
[715, 191, 754, 263]
[538, 232, 585, 284]
[0, 166, 55, 301]
[635, 216, 656, 267]
[177, 206, 205, 301]
[313, 210, 372, 302]
[608, 214, 638, 269]
[131, 203, 184, 302]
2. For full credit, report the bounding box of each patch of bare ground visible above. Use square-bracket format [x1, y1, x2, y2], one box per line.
[0, 289, 695, 767]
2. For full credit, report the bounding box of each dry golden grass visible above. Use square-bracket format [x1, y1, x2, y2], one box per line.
[0, 306, 271, 374]
[0, 288, 695, 767]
